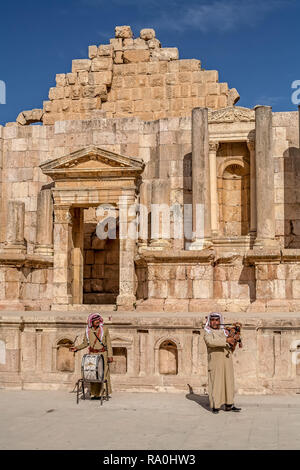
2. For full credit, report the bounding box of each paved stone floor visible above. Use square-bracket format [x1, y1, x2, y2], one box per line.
[0, 390, 300, 450]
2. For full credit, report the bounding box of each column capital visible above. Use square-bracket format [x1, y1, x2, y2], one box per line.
[209, 141, 219, 152]
[247, 140, 255, 152]
[53, 205, 72, 224]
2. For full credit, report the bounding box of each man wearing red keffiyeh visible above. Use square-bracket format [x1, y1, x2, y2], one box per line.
[70, 313, 113, 398]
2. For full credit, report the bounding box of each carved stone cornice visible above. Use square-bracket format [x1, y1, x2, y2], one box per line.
[136, 248, 215, 264]
[208, 106, 255, 123]
[0, 252, 53, 268]
[244, 248, 281, 265]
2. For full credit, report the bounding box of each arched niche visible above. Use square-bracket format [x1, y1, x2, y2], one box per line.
[159, 340, 178, 375]
[56, 338, 75, 372]
[217, 153, 250, 237]
[110, 347, 127, 374]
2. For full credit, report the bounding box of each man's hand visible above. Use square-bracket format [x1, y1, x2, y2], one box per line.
[107, 357, 113, 363]
[226, 337, 235, 346]
[69, 347, 77, 352]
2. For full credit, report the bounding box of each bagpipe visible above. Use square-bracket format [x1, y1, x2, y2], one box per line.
[221, 323, 242, 352]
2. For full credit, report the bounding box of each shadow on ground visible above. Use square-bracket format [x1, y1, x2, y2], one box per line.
[186, 384, 211, 412]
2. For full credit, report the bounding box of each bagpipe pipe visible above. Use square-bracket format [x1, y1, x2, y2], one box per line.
[220, 323, 242, 352]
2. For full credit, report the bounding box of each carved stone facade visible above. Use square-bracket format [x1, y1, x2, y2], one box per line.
[0, 26, 300, 393]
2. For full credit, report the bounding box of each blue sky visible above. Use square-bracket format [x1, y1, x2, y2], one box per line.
[0, 0, 299, 126]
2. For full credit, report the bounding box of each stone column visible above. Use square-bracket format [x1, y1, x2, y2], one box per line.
[71, 207, 84, 305]
[34, 189, 54, 256]
[189, 107, 212, 250]
[247, 140, 257, 234]
[149, 179, 171, 249]
[116, 194, 137, 310]
[5, 200, 26, 253]
[138, 181, 150, 251]
[254, 105, 276, 246]
[209, 141, 219, 237]
[52, 205, 73, 308]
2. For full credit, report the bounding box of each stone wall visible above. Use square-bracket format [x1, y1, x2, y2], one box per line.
[15, 26, 239, 126]
[1, 110, 300, 312]
[0, 311, 300, 394]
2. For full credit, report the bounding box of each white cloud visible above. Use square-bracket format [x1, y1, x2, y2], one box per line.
[253, 95, 285, 106]
[155, 0, 289, 33]
[78, 0, 292, 35]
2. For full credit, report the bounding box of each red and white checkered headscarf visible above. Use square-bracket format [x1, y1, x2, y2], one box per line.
[86, 313, 104, 342]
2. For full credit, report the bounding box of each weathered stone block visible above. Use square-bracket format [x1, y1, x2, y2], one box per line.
[55, 74, 66, 87]
[88, 45, 98, 59]
[91, 57, 113, 72]
[179, 59, 201, 72]
[72, 59, 91, 72]
[66, 73, 77, 85]
[164, 299, 189, 312]
[151, 48, 179, 61]
[193, 280, 212, 299]
[49, 87, 64, 100]
[114, 51, 123, 64]
[132, 38, 148, 50]
[91, 71, 112, 86]
[140, 28, 155, 40]
[78, 71, 89, 86]
[202, 70, 218, 82]
[148, 38, 161, 49]
[110, 38, 123, 51]
[123, 50, 150, 63]
[292, 280, 300, 298]
[115, 25, 133, 39]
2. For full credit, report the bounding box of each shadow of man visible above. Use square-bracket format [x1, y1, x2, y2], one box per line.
[186, 384, 211, 412]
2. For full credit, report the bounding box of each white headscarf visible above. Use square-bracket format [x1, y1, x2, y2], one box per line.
[204, 312, 228, 336]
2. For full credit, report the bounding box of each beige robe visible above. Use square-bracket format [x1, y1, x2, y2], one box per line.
[76, 325, 113, 396]
[204, 329, 234, 409]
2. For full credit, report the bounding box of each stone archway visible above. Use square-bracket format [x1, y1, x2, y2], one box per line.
[159, 340, 178, 375]
[217, 152, 250, 237]
[56, 338, 75, 372]
[40, 146, 144, 310]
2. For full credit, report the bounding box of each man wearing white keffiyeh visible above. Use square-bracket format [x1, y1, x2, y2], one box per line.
[204, 313, 241, 414]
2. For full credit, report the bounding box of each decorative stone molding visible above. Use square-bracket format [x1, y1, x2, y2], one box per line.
[40, 145, 144, 181]
[208, 106, 255, 123]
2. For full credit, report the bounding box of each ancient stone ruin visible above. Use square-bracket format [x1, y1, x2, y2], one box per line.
[0, 26, 300, 394]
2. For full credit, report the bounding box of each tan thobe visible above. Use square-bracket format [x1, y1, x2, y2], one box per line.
[204, 329, 234, 409]
[76, 325, 113, 397]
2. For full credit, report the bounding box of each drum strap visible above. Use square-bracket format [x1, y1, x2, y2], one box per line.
[93, 330, 107, 351]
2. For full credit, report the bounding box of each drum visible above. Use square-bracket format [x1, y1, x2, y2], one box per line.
[81, 353, 104, 382]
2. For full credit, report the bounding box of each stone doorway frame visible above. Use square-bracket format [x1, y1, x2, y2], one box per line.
[40, 145, 144, 310]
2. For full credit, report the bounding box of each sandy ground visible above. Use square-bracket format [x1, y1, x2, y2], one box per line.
[0, 390, 300, 450]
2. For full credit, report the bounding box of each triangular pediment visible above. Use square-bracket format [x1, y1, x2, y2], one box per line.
[111, 336, 133, 345]
[40, 145, 144, 180]
[208, 106, 255, 123]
